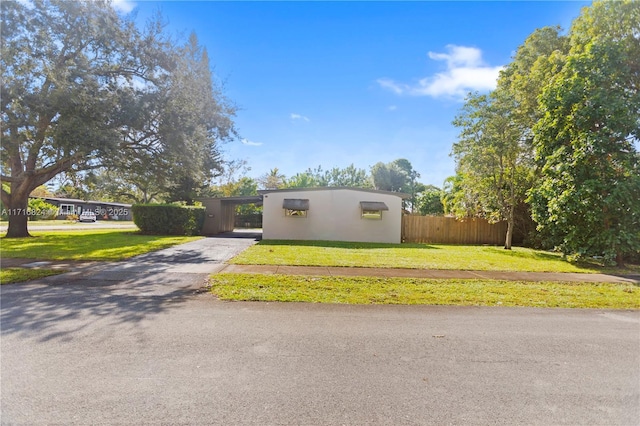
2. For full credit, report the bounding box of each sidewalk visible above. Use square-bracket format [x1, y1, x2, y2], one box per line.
[219, 264, 640, 284]
[4, 257, 638, 284]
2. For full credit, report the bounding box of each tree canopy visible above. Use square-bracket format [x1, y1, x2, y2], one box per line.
[447, 0, 639, 263]
[529, 0, 640, 264]
[1, 0, 236, 237]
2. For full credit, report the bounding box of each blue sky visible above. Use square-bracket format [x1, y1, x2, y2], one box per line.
[118, 0, 590, 187]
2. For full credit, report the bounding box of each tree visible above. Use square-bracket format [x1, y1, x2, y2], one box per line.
[441, 174, 482, 218]
[446, 24, 568, 249]
[210, 159, 260, 215]
[416, 185, 444, 216]
[259, 168, 286, 190]
[391, 159, 422, 212]
[529, 0, 640, 265]
[451, 90, 531, 249]
[90, 163, 167, 204]
[0, 1, 235, 237]
[284, 164, 371, 188]
[370, 161, 407, 192]
[284, 172, 320, 189]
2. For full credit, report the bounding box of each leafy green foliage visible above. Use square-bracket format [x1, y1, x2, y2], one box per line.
[529, 0, 640, 265]
[132, 204, 205, 236]
[451, 91, 532, 248]
[415, 185, 444, 216]
[27, 199, 58, 220]
[284, 164, 372, 189]
[1, 1, 235, 237]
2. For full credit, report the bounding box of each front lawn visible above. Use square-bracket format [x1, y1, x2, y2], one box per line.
[210, 273, 639, 309]
[0, 230, 201, 261]
[230, 240, 638, 274]
[0, 268, 66, 284]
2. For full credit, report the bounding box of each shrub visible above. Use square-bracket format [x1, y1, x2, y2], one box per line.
[28, 198, 58, 221]
[132, 204, 205, 236]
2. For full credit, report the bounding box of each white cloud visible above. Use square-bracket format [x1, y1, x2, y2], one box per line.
[112, 0, 136, 14]
[15, 0, 34, 9]
[377, 45, 503, 99]
[241, 138, 263, 147]
[290, 113, 310, 122]
[387, 105, 398, 111]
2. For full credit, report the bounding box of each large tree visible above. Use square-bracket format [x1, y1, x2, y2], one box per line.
[451, 90, 530, 249]
[0, 1, 235, 237]
[447, 25, 567, 249]
[529, 0, 640, 265]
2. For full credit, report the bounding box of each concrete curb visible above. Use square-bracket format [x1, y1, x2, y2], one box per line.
[218, 264, 640, 284]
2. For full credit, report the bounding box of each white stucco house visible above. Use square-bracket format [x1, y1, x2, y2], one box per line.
[259, 187, 409, 244]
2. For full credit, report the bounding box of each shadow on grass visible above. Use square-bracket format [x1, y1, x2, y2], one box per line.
[258, 240, 441, 250]
[485, 246, 565, 262]
[0, 231, 196, 260]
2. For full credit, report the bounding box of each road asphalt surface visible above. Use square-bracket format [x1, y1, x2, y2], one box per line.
[1, 234, 639, 425]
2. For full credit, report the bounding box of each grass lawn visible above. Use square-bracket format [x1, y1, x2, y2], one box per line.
[230, 240, 639, 274]
[209, 273, 640, 309]
[0, 230, 201, 261]
[0, 220, 136, 227]
[1, 268, 66, 284]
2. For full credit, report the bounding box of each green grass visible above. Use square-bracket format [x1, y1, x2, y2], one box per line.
[209, 273, 640, 309]
[230, 240, 639, 274]
[0, 230, 201, 261]
[0, 220, 136, 226]
[0, 268, 66, 284]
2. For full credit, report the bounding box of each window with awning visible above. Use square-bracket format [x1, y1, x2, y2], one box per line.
[283, 198, 309, 217]
[360, 201, 388, 219]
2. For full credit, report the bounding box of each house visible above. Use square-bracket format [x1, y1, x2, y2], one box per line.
[31, 196, 133, 221]
[259, 187, 409, 244]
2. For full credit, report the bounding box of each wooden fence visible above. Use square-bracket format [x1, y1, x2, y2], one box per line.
[402, 215, 507, 245]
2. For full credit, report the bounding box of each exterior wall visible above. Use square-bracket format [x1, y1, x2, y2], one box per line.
[262, 189, 403, 244]
[201, 199, 236, 235]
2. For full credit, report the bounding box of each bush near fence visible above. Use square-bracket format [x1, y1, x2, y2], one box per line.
[132, 204, 205, 236]
[235, 213, 262, 229]
[402, 215, 507, 245]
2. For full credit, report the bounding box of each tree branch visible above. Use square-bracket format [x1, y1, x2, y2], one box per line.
[1, 187, 10, 206]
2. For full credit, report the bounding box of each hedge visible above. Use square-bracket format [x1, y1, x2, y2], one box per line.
[132, 204, 205, 236]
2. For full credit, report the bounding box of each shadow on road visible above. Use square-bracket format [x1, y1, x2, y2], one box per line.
[1, 272, 200, 343]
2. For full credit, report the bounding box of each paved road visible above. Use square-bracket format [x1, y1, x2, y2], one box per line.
[1, 236, 639, 425]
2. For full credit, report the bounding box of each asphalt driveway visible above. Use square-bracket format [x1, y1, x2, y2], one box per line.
[1, 234, 639, 425]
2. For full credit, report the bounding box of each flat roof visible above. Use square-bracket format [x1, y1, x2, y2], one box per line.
[258, 187, 411, 199]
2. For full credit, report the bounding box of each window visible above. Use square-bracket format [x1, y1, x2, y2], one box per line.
[360, 201, 388, 220]
[59, 204, 75, 215]
[283, 199, 309, 217]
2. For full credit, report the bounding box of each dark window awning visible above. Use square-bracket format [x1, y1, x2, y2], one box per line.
[283, 198, 309, 210]
[360, 201, 389, 211]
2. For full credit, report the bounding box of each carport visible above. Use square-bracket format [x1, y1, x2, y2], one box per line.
[200, 196, 262, 235]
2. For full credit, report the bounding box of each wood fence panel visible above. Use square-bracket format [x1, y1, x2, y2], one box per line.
[402, 216, 507, 245]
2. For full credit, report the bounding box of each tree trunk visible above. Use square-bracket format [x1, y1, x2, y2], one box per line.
[4, 190, 32, 238]
[504, 204, 515, 250]
[616, 251, 625, 268]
